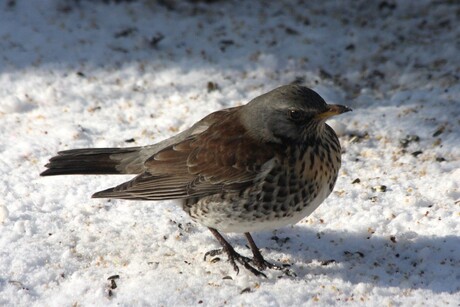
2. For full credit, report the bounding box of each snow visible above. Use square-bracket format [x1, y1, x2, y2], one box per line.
[1, 0, 459, 305]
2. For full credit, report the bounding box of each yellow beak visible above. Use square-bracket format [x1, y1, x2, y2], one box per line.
[315, 104, 352, 120]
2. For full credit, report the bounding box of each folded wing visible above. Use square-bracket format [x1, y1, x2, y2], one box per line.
[92, 109, 281, 200]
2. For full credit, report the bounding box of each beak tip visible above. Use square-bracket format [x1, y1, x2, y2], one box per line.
[343, 106, 352, 113]
[331, 104, 353, 114]
[316, 104, 353, 120]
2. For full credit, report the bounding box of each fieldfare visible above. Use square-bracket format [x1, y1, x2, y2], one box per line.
[41, 85, 352, 277]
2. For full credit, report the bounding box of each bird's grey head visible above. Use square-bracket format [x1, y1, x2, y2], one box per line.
[240, 85, 351, 143]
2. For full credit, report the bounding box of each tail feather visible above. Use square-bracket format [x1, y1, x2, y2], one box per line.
[40, 147, 141, 176]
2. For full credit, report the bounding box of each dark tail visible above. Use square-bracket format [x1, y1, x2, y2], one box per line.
[40, 147, 142, 176]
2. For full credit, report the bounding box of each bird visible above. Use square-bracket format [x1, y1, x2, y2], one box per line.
[40, 84, 352, 277]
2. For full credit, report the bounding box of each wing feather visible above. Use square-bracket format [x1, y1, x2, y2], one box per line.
[93, 108, 283, 201]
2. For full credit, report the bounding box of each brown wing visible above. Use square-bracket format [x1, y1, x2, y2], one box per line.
[92, 108, 282, 200]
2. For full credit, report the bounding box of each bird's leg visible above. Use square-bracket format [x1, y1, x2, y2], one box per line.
[244, 232, 285, 271]
[205, 228, 267, 277]
[245, 233, 296, 276]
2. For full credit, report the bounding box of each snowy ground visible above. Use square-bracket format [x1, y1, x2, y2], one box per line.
[1, 0, 459, 305]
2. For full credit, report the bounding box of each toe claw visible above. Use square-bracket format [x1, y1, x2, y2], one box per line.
[204, 248, 223, 261]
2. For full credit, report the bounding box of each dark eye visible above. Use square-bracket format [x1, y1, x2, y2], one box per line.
[288, 109, 304, 122]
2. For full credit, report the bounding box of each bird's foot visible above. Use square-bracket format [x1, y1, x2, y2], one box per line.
[205, 228, 295, 277]
[252, 256, 283, 271]
[204, 247, 267, 277]
[251, 254, 297, 277]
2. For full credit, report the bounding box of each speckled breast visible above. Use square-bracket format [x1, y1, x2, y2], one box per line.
[184, 129, 342, 233]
